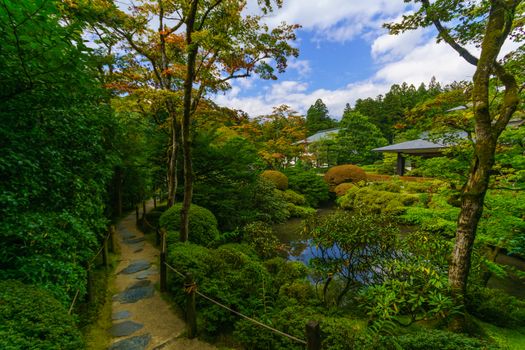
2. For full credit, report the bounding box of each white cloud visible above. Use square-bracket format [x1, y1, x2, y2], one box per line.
[248, 0, 410, 43]
[287, 59, 312, 77]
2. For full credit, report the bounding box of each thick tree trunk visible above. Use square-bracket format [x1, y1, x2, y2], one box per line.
[180, 0, 199, 242]
[448, 140, 496, 295]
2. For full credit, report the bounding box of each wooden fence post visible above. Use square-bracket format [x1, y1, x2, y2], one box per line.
[102, 238, 109, 269]
[153, 195, 157, 208]
[142, 200, 146, 219]
[185, 272, 197, 339]
[155, 227, 161, 246]
[160, 230, 167, 292]
[135, 205, 139, 225]
[86, 263, 94, 304]
[306, 320, 321, 350]
[108, 225, 115, 253]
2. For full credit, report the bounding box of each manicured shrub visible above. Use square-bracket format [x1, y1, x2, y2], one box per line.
[338, 187, 419, 215]
[285, 203, 316, 218]
[334, 182, 354, 196]
[261, 170, 289, 190]
[324, 164, 367, 189]
[280, 189, 306, 205]
[284, 167, 329, 207]
[159, 203, 220, 246]
[0, 280, 83, 349]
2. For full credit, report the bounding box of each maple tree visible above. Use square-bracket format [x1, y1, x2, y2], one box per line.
[87, 0, 298, 241]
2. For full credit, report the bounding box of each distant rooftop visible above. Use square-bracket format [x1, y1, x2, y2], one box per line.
[296, 128, 340, 144]
[373, 131, 468, 154]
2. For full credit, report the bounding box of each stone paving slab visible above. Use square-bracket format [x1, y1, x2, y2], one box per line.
[112, 310, 132, 320]
[109, 320, 144, 337]
[119, 260, 151, 274]
[114, 280, 155, 304]
[109, 334, 151, 350]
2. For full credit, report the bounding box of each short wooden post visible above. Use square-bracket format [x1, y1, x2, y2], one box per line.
[185, 272, 197, 339]
[154, 195, 157, 208]
[155, 227, 161, 246]
[160, 231, 167, 292]
[108, 225, 116, 253]
[135, 205, 139, 224]
[102, 238, 109, 269]
[86, 263, 94, 304]
[306, 320, 321, 350]
[142, 200, 146, 219]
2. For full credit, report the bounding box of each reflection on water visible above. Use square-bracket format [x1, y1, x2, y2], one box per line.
[273, 206, 336, 264]
[273, 206, 525, 298]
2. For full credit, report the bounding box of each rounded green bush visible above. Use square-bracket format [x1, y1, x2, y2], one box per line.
[261, 170, 289, 190]
[159, 203, 220, 246]
[0, 280, 83, 349]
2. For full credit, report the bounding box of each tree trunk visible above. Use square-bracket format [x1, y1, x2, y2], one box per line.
[180, 0, 199, 242]
[167, 114, 179, 208]
[448, 139, 496, 295]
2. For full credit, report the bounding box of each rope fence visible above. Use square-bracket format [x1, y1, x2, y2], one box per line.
[164, 259, 310, 346]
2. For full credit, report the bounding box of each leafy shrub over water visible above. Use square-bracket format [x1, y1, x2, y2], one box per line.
[159, 203, 220, 245]
[0, 280, 83, 349]
[324, 164, 367, 188]
[261, 170, 289, 190]
[334, 182, 354, 196]
[338, 187, 419, 215]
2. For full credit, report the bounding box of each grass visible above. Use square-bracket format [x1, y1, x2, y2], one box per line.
[80, 254, 118, 350]
[477, 321, 525, 350]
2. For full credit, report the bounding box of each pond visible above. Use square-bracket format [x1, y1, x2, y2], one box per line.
[273, 205, 525, 299]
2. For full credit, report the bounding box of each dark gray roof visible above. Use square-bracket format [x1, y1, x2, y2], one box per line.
[373, 131, 468, 154]
[296, 128, 340, 144]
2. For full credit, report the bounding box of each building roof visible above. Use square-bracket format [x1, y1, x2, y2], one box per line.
[373, 131, 468, 154]
[296, 128, 340, 144]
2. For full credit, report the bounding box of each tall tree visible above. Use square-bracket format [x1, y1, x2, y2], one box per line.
[91, 0, 298, 241]
[386, 0, 523, 304]
[305, 98, 337, 135]
[336, 110, 387, 165]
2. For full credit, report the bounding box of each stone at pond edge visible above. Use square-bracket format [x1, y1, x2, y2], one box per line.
[119, 260, 151, 274]
[109, 320, 144, 337]
[109, 334, 151, 350]
[112, 310, 132, 320]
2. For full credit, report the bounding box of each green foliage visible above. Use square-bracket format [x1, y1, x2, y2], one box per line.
[280, 189, 306, 205]
[0, 280, 83, 349]
[261, 170, 289, 190]
[324, 164, 367, 188]
[159, 203, 220, 246]
[306, 211, 400, 306]
[192, 132, 265, 230]
[286, 203, 316, 218]
[336, 111, 387, 165]
[242, 221, 281, 259]
[305, 99, 338, 136]
[393, 329, 489, 350]
[466, 287, 525, 328]
[167, 243, 272, 336]
[283, 167, 329, 207]
[251, 177, 291, 223]
[338, 186, 419, 215]
[0, 0, 118, 303]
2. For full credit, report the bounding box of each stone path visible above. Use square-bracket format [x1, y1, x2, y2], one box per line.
[108, 203, 216, 350]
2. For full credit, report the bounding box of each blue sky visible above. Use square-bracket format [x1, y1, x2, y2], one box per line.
[213, 0, 507, 119]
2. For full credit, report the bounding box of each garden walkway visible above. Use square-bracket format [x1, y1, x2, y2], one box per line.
[108, 202, 216, 350]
